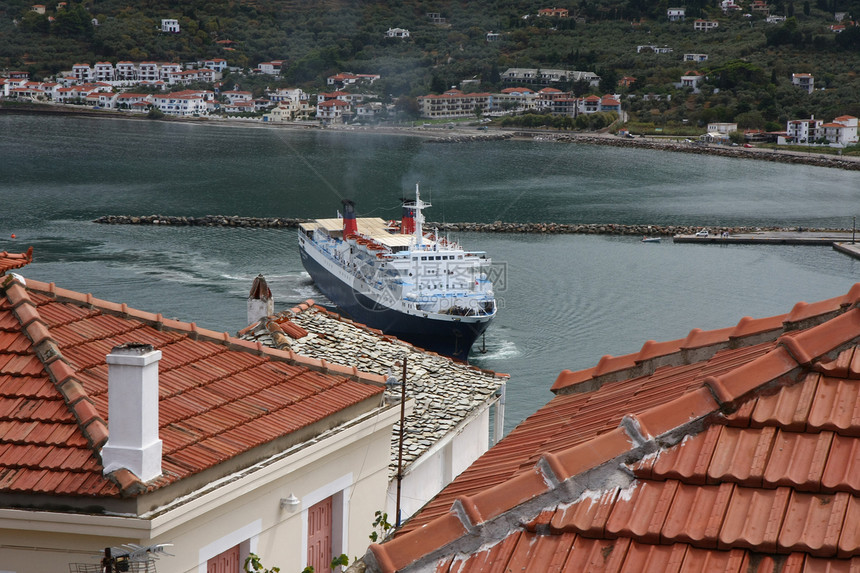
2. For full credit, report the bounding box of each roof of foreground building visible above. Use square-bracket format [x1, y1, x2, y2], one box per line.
[365, 283, 860, 572]
[0, 250, 385, 505]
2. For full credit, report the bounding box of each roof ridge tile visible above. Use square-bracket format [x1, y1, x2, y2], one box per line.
[704, 346, 800, 407]
[779, 307, 860, 367]
[1, 275, 116, 486]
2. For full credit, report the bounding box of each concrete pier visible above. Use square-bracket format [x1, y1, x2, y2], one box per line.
[674, 230, 860, 261]
[673, 230, 856, 246]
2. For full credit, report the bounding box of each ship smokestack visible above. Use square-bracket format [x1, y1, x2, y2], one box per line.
[342, 199, 357, 237]
[401, 202, 415, 234]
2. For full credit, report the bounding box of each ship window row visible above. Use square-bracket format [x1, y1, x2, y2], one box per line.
[415, 255, 461, 261]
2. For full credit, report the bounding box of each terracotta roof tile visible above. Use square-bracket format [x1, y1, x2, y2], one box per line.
[372, 284, 860, 573]
[661, 482, 733, 548]
[606, 480, 679, 543]
[0, 268, 387, 502]
[778, 490, 848, 556]
[0, 248, 33, 274]
[763, 430, 832, 490]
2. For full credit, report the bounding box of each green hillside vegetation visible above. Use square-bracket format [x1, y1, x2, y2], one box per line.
[2, 0, 860, 127]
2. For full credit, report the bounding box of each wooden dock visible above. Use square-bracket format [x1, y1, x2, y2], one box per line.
[674, 231, 860, 260]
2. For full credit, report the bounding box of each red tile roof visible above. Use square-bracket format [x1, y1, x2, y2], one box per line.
[0, 251, 385, 500]
[367, 284, 860, 572]
[0, 248, 33, 275]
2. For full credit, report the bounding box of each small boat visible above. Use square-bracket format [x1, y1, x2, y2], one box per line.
[298, 184, 497, 360]
[641, 236, 661, 243]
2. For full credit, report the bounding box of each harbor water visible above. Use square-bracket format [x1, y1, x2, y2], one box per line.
[3, 113, 860, 432]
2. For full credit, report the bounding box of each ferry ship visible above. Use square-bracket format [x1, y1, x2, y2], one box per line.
[298, 185, 496, 360]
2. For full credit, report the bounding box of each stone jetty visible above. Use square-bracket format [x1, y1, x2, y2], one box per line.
[93, 214, 845, 237]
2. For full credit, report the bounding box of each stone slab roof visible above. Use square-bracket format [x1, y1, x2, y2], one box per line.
[239, 301, 507, 476]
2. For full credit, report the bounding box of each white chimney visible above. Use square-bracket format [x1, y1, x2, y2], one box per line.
[247, 273, 274, 326]
[102, 343, 163, 482]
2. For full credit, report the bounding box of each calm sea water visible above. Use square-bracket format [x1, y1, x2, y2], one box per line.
[3, 113, 860, 432]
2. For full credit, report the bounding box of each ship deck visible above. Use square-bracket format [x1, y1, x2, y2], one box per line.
[301, 217, 435, 250]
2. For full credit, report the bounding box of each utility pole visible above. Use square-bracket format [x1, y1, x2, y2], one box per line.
[395, 355, 407, 528]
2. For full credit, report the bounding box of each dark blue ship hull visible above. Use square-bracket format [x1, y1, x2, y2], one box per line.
[300, 246, 489, 361]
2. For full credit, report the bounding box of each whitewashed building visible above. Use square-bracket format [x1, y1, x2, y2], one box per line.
[668, 7, 686, 20]
[161, 18, 179, 33]
[792, 72, 814, 94]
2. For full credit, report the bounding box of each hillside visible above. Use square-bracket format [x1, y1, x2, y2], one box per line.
[2, 0, 860, 127]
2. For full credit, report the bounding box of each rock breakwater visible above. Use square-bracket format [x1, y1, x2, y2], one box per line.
[94, 214, 836, 236]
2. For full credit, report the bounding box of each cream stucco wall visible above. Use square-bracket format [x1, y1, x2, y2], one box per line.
[386, 402, 493, 523]
[0, 405, 398, 573]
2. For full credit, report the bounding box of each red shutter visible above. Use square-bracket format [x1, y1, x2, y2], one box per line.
[207, 544, 240, 573]
[307, 496, 333, 572]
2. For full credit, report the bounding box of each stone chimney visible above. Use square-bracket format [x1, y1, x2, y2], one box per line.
[248, 274, 274, 326]
[101, 343, 163, 482]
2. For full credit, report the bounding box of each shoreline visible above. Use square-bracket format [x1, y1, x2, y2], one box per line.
[5, 102, 860, 171]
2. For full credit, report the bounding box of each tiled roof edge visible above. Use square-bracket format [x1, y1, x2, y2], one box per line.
[23, 281, 386, 387]
[367, 387, 721, 572]
[552, 285, 860, 394]
[0, 274, 131, 491]
[365, 307, 860, 571]
[0, 247, 34, 274]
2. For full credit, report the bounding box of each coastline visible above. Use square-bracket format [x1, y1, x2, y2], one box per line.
[5, 102, 860, 171]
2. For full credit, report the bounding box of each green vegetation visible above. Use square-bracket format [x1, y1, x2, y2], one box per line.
[2, 0, 860, 126]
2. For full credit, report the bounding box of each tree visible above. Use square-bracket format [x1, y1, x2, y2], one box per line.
[53, 4, 94, 39]
[244, 553, 280, 573]
[394, 95, 419, 118]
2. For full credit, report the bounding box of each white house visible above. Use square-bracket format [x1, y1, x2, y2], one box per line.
[355, 101, 385, 121]
[115, 61, 138, 81]
[784, 117, 822, 144]
[115, 92, 152, 111]
[680, 70, 704, 91]
[684, 53, 709, 62]
[93, 61, 114, 82]
[71, 63, 92, 82]
[161, 18, 179, 33]
[202, 58, 228, 72]
[317, 98, 351, 122]
[501, 67, 600, 86]
[792, 72, 814, 94]
[151, 90, 213, 116]
[222, 90, 253, 104]
[707, 122, 738, 134]
[694, 19, 719, 31]
[821, 116, 859, 146]
[0, 253, 401, 573]
[784, 115, 858, 146]
[667, 7, 686, 21]
[385, 27, 410, 38]
[257, 60, 285, 75]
